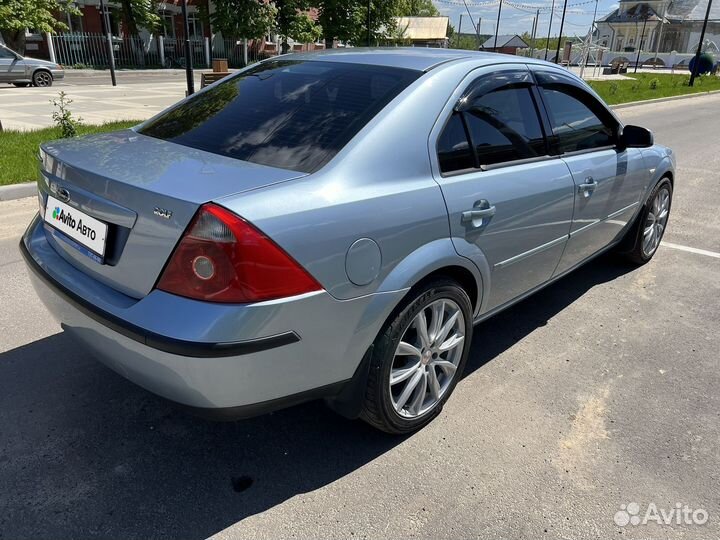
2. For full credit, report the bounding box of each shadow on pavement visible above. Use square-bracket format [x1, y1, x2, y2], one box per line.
[0, 254, 635, 539]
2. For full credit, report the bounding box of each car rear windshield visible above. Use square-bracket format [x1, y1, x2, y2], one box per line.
[139, 60, 420, 173]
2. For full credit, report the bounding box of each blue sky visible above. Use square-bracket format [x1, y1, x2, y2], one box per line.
[432, 0, 620, 39]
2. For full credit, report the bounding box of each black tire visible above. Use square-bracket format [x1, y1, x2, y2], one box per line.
[32, 70, 53, 87]
[12, 82, 29, 88]
[621, 178, 673, 265]
[360, 279, 473, 434]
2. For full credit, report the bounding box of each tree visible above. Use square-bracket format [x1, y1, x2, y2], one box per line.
[317, 0, 401, 48]
[119, 0, 160, 36]
[396, 0, 440, 17]
[0, 0, 78, 54]
[287, 13, 323, 50]
[275, 0, 322, 53]
[210, 0, 277, 40]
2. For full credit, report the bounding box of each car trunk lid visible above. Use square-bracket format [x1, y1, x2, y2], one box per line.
[38, 130, 306, 298]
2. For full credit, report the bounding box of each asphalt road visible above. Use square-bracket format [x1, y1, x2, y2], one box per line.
[0, 95, 718, 540]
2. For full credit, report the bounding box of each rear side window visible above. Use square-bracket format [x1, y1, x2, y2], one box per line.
[139, 60, 420, 173]
[538, 86, 616, 153]
[437, 85, 545, 173]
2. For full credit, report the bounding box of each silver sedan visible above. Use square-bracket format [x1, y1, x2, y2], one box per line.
[0, 43, 64, 87]
[21, 49, 674, 433]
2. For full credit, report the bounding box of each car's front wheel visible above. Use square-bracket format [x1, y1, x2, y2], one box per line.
[360, 279, 473, 434]
[622, 178, 673, 265]
[32, 70, 53, 87]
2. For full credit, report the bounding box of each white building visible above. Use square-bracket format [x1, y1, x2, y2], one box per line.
[596, 0, 720, 56]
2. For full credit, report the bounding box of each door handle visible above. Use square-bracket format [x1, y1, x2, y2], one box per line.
[461, 200, 496, 224]
[577, 177, 598, 193]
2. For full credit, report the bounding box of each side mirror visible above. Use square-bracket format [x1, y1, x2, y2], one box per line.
[619, 125, 654, 149]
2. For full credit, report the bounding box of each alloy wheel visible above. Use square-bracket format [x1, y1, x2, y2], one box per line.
[389, 298, 465, 418]
[642, 186, 670, 257]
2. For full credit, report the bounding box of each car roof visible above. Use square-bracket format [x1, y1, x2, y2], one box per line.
[283, 47, 529, 72]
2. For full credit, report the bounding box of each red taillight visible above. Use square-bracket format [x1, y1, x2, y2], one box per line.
[157, 204, 322, 303]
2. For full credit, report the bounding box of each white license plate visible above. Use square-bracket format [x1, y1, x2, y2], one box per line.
[44, 195, 108, 257]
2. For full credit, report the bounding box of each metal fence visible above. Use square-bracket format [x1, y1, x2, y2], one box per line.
[52, 33, 211, 69]
[211, 37, 280, 68]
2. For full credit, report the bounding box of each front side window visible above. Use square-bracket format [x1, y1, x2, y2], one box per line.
[464, 86, 545, 166]
[437, 82, 545, 173]
[140, 60, 420, 173]
[538, 85, 616, 153]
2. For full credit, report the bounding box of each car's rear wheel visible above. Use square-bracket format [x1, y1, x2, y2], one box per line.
[12, 82, 29, 88]
[32, 70, 53, 87]
[622, 178, 672, 265]
[360, 279, 473, 434]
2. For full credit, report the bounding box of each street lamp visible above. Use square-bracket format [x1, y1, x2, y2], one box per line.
[180, 0, 195, 95]
[633, 12, 649, 73]
[544, 0, 556, 60]
[689, 0, 714, 86]
[554, 0, 569, 63]
[98, 0, 117, 86]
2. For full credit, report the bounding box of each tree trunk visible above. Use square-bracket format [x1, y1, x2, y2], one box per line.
[324, 36, 334, 49]
[281, 38, 290, 54]
[120, 0, 138, 36]
[1, 29, 26, 55]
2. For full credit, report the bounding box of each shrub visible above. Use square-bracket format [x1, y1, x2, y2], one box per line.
[649, 77, 660, 90]
[50, 91, 83, 138]
[609, 81, 619, 95]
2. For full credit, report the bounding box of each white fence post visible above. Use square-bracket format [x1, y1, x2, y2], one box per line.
[159, 35, 165, 67]
[47, 33, 56, 63]
[204, 36, 210, 67]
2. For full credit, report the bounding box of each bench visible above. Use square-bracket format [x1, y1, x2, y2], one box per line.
[201, 71, 231, 88]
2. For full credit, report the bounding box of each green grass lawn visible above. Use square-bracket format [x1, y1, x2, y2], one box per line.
[588, 72, 720, 105]
[0, 120, 140, 186]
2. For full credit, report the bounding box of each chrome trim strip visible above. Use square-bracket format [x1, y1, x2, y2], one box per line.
[570, 201, 640, 238]
[494, 235, 568, 269]
[607, 200, 640, 219]
[569, 220, 600, 238]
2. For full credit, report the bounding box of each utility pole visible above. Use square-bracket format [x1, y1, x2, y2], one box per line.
[367, 0, 372, 46]
[544, 0, 556, 60]
[634, 14, 648, 73]
[461, 0, 481, 48]
[653, 6, 667, 66]
[689, 0, 713, 85]
[554, 0, 569, 63]
[98, 0, 116, 86]
[181, 0, 195, 95]
[580, 0, 598, 77]
[457, 14, 463, 48]
[476, 17, 483, 49]
[494, 0, 503, 49]
[530, 10, 539, 55]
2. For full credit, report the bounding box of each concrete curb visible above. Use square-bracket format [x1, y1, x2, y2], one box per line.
[0, 182, 35, 202]
[611, 89, 720, 109]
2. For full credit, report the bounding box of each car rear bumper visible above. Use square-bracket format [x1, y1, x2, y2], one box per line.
[51, 69, 65, 80]
[21, 214, 404, 415]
